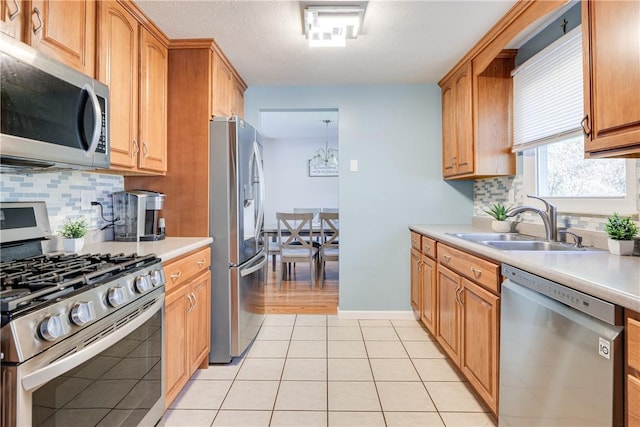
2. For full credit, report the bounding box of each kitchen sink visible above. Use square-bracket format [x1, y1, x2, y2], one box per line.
[447, 232, 603, 252]
[448, 233, 536, 242]
[483, 240, 601, 252]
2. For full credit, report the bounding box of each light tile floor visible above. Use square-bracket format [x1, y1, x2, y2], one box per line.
[160, 315, 496, 427]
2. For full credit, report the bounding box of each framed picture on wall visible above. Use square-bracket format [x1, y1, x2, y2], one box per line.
[308, 161, 338, 177]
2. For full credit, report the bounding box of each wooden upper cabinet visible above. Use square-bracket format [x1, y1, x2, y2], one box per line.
[138, 27, 168, 173]
[27, 0, 95, 76]
[0, 0, 22, 38]
[583, 0, 640, 158]
[212, 50, 232, 117]
[440, 53, 515, 180]
[97, 0, 139, 170]
[230, 77, 245, 118]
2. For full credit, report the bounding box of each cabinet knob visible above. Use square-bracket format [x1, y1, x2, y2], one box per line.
[442, 255, 451, 263]
[142, 141, 149, 158]
[170, 271, 182, 281]
[470, 267, 482, 278]
[132, 140, 139, 157]
[424, 245, 431, 253]
[580, 115, 591, 137]
[196, 259, 205, 267]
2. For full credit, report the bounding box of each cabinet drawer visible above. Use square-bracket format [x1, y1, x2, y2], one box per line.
[437, 243, 499, 294]
[421, 236, 437, 259]
[411, 232, 422, 251]
[629, 317, 640, 372]
[164, 247, 211, 293]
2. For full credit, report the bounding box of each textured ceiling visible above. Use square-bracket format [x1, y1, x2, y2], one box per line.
[135, 0, 517, 86]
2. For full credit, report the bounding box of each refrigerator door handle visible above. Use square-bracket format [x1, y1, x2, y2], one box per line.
[253, 142, 266, 239]
[240, 251, 267, 277]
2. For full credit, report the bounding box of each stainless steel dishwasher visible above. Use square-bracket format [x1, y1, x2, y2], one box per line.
[499, 264, 624, 427]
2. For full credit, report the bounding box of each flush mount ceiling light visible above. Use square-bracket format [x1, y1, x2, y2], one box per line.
[303, 4, 366, 47]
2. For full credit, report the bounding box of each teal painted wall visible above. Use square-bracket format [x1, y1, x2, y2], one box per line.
[245, 84, 473, 311]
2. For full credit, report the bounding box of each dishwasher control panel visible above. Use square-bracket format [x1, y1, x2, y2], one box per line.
[501, 264, 619, 326]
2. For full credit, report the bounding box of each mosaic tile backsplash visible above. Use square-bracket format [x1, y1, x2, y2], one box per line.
[474, 159, 640, 232]
[0, 171, 124, 238]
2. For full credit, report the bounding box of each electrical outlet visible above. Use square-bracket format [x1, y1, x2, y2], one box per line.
[81, 190, 95, 210]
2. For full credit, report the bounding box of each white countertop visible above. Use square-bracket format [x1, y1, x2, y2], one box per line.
[80, 237, 213, 262]
[410, 224, 640, 312]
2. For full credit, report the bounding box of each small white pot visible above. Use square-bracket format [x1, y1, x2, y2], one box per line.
[63, 237, 84, 253]
[607, 238, 634, 256]
[491, 220, 512, 233]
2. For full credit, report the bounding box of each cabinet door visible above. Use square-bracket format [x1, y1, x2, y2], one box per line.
[0, 0, 21, 38]
[139, 27, 167, 173]
[436, 264, 461, 365]
[28, 0, 95, 76]
[188, 271, 211, 373]
[165, 286, 189, 408]
[97, 0, 138, 170]
[460, 278, 499, 414]
[583, 0, 640, 156]
[629, 375, 640, 427]
[212, 51, 231, 117]
[453, 63, 473, 175]
[420, 255, 437, 335]
[410, 248, 421, 314]
[441, 81, 456, 177]
[230, 79, 244, 118]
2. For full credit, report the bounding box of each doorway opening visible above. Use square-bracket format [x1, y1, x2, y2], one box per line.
[260, 109, 339, 314]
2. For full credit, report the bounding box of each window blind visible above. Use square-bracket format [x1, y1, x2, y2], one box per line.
[512, 25, 583, 152]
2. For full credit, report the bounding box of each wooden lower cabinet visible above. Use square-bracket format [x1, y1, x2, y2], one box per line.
[413, 233, 500, 415]
[163, 247, 211, 408]
[627, 311, 640, 427]
[419, 254, 437, 335]
[460, 277, 499, 413]
[410, 248, 421, 313]
[436, 264, 462, 362]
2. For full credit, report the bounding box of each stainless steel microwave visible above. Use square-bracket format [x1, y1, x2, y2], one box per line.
[0, 35, 109, 172]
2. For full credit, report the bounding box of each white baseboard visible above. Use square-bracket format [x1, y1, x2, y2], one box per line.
[336, 309, 416, 320]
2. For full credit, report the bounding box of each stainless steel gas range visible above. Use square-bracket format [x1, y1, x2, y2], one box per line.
[0, 202, 166, 426]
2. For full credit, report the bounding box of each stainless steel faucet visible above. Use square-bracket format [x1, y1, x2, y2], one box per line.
[506, 195, 558, 241]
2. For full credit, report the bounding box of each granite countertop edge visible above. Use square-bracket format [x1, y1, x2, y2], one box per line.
[409, 224, 640, 312]
[80, 237, 213, 263]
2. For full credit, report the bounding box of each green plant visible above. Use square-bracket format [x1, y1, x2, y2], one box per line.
[604, 213, 638, 241]
[484, 203, 513, 221]
[59, 216, 88, 239]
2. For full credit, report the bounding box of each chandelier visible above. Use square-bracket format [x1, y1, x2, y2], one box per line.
[311, 119, 338, 166]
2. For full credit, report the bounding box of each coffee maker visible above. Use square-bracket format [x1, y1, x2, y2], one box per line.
[113, 190, 166, 241]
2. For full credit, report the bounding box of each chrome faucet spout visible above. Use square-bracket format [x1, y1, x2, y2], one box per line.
[506, 206, 553, 240]
[506, 195, 558, 241]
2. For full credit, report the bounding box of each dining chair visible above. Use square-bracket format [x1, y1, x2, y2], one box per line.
[319, 212, 339, 288]
[276, 212, 319, 290]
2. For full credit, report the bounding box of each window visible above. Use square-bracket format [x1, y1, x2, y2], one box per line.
[514, 25, 637, 215]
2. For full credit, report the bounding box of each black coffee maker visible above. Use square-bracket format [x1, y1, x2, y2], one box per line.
[113, 190, 166, 241]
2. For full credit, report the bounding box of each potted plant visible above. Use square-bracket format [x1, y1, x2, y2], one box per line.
[604, 213, 638, 255]
[59, 216, 88, 253]
[485, 203, 513, 233]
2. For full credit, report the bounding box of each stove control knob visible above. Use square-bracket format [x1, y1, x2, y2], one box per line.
[135, 275, 153, 293]
[107, 286, 126, 307]
[39, 314, 66, 341]
[70, 301, 95, 326]
[150, 269, 165, 286]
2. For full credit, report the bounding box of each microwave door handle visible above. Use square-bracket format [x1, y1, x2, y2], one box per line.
[82, 83, 102, 157]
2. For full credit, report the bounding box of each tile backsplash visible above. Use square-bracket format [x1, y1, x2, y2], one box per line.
[0, 171, 124, 240]
[474, 159, 640, 233]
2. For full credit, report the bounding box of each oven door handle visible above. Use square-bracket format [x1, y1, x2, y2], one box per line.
[21, 295, 164, 392]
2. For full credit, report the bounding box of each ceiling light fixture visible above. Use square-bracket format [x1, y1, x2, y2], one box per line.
[311, 119, 338, 166]
[303, 5, 366, 47]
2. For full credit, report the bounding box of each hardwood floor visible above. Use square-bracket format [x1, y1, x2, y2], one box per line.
[260, 258, 339, 314]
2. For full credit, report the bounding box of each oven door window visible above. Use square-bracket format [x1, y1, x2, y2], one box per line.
[31, 310, 162, 426]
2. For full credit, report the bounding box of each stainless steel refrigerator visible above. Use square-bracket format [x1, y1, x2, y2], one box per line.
[209, 116, 266, 363]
